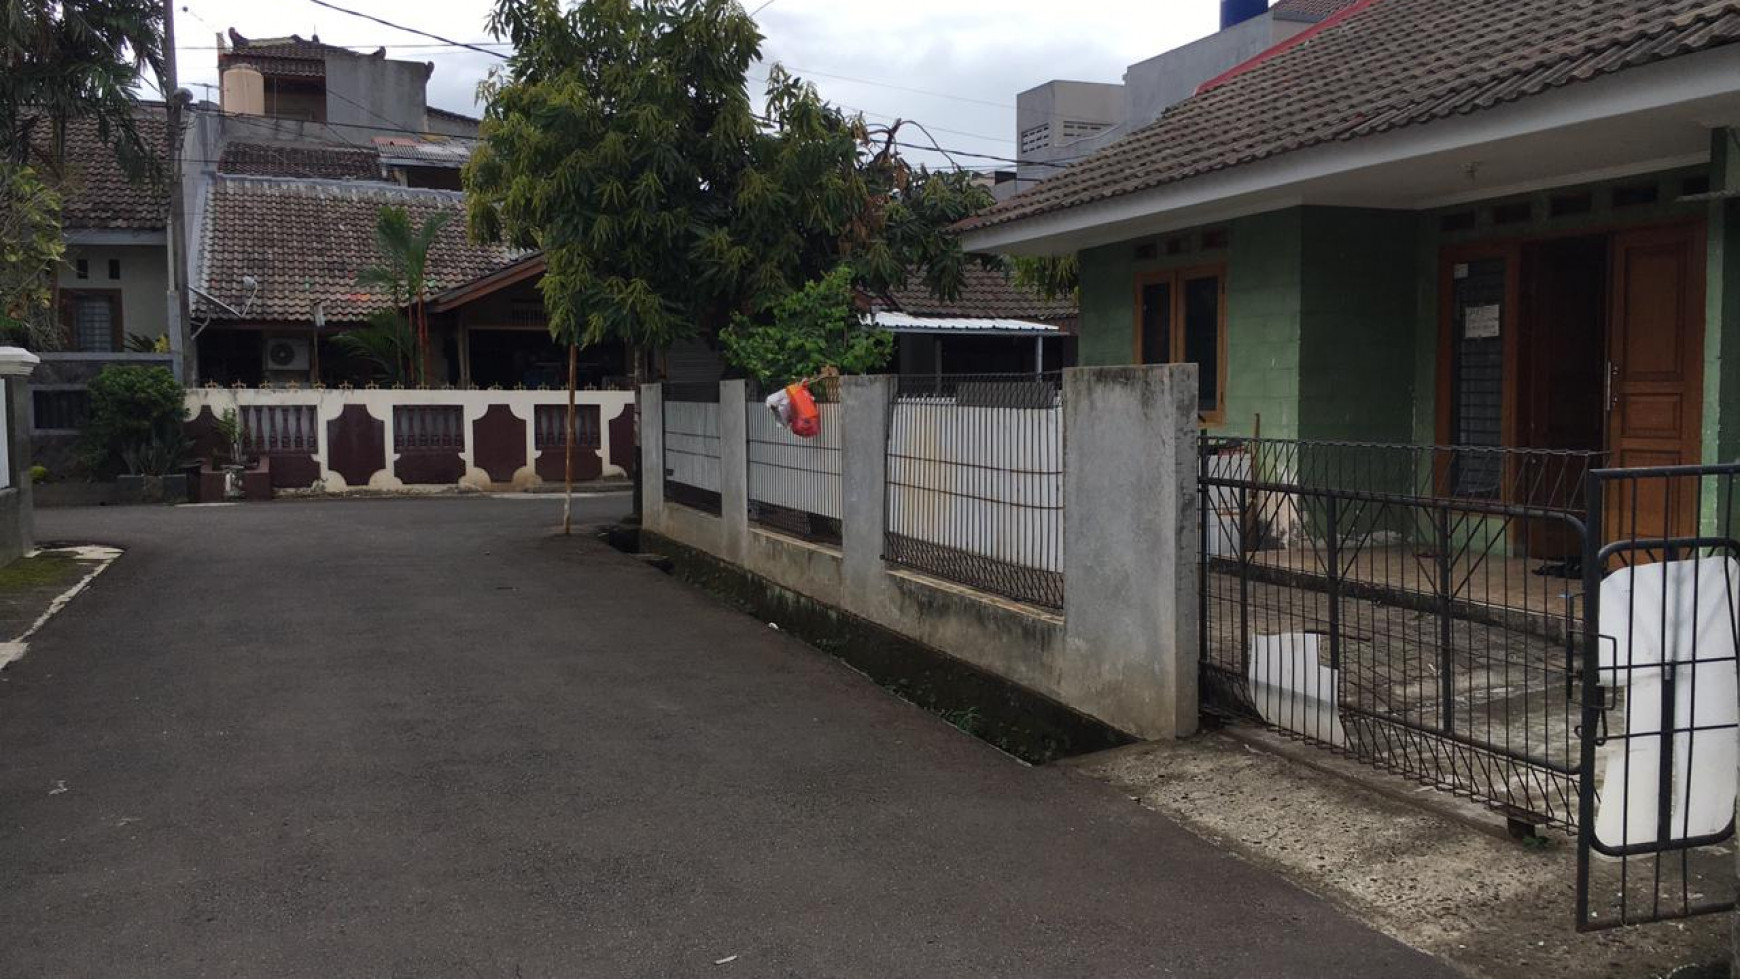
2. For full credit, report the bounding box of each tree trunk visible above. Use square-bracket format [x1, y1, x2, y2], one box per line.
[563, 341, 577, 535]
[630, 344, 646, 521]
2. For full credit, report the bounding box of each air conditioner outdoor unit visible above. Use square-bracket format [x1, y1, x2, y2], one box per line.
[265, 337, 311, 372]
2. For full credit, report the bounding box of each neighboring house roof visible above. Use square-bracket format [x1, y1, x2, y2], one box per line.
[218, 141, 383, 181]
[372, 136, 472, 169]
[957, 0, 1740, 235]
[1270, 0, 1364, 21]
[879, 264, 1078, 329]
[195, 176, 524, 323]
[29, 107, 169, 232]
[870, 311, 1063, 336]
[218, 29, 432, 80]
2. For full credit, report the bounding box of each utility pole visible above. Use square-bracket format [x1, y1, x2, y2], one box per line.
[162, 0, 194, 383]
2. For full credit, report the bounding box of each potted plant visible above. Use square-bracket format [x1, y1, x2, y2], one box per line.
[212, 408, 250, 499]
[82, 364, 190, 500]
[117, 425, 194, 504]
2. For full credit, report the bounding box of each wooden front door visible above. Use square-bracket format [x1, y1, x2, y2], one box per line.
[1606, 223, 1706, 542]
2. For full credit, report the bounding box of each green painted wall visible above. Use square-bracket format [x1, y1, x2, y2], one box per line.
[1704, 129, 1740, 469]
[1075, 209, 1302, 438]
[1298, 208, 1420, 443]
[1223, 209, 1304, 438]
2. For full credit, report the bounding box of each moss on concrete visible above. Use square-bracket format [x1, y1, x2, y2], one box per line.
[0, 553, 83, 590]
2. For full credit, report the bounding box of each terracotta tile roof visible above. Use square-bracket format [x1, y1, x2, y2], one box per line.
[30, 106, 169, 231]
[195, 176, 525, 323]
[218, 141, 383, 181]
[1271, 0, 1364, 20]
[880, 264, 1077, 327]
[959, 0, 1740, 236]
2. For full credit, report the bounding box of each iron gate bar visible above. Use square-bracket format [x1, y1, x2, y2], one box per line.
[1201, 435, 1599, 833]
[1576, 462, 1740, 930]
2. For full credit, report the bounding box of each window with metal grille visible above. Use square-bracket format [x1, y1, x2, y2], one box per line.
[1449, 258, 1506, 498]
[66, 294, 118, 352]
[32, 389, 90, 432]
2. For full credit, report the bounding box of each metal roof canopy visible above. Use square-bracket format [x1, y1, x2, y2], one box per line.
[869, 311, 1063, 336]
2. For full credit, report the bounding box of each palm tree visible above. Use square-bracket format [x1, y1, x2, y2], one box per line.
[356, 207, 451, 387]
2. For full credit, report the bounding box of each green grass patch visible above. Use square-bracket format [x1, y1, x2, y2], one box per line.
[0, 552, 85, 590]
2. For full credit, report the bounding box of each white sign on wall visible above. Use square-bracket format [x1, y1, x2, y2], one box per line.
[1463, 304, 1501, 340]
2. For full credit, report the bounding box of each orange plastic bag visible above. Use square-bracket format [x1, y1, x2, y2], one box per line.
[786, 381, 820, 439]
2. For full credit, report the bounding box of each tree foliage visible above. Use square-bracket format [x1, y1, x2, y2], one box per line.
[0, 163, 65, 348]
[355, 206, 450, 385]
[464, 0, 996, 359]
[332, 310, 419, 386]
[1, 0, 165, 177]
[719, 265, 891, 386]
[82, 364, 186, 474]
[1010, 254, 1080, 303]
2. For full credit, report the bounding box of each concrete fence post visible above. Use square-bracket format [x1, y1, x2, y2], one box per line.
[0, 349, 40, 562]
[1062, 365, 1200, 740]
[840, 375, 895, 621]
[639, 383, 666, 531]
[718, 380, 750, 565]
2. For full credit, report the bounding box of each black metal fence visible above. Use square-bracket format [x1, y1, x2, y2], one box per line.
[662, 382, 723, 514]
[1200, 437, 1601, 829]
[746, 381, 843, 544]
[1576, 463, 1740, 930]
[884, 373, 1064, 609]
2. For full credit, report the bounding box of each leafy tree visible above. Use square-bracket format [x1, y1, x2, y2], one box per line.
[720, 265, 891, 387]
[3, 1, 165, 357]
[0, 164, 65, 348]
[1010, 254, 1080, 304]
[82, 364, 186, 474]
[355, 206, 451, 387]
[2, 0, 165, 177]
[467, 0, 996, 528]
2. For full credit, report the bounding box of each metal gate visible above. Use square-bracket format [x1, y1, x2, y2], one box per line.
[1576, 463, 1740, 930]
[1199, 437, 1597, 827]
[1201, 438, 1740, 931]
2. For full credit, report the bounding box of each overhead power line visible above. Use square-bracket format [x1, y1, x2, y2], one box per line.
[296, 0, 511, 59]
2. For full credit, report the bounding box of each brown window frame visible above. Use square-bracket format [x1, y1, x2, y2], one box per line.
[58, 288, 125, 353]
[1132, 263, 1228, 424]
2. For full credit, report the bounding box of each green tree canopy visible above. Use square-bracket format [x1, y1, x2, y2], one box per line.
[0, 164, 64, 347]
[2, 0, 165, 177]
[719, 264, 891, 387]
[464, 0, 995, 359]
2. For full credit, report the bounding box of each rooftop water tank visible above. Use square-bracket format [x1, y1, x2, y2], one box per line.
[1221, 0, 1269, 30]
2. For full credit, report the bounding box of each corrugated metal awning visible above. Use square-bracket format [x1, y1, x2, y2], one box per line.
[870, 311, 1062, 336]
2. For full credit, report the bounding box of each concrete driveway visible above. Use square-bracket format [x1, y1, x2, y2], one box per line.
[0, 496, 1458, 978]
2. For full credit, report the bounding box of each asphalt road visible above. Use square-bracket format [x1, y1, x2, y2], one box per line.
[0, 496, 1459, 978]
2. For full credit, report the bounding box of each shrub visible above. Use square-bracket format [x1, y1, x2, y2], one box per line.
[719, 265, 893, 388]
[28, 464, 47, 484]
[82, 365, 186, 475]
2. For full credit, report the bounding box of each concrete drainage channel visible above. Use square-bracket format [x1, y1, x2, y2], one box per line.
[604, 524, 1132, 764]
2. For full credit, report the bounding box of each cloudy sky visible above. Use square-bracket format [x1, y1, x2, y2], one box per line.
[165, 0, 1224, 170]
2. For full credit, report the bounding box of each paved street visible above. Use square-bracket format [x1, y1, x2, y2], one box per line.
[0, 497, 1456, 977]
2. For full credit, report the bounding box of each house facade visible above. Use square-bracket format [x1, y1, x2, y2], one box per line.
[960, 0, 1740, 538]
[178, 30, 621, 390]
[27, 108, 179, 472]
